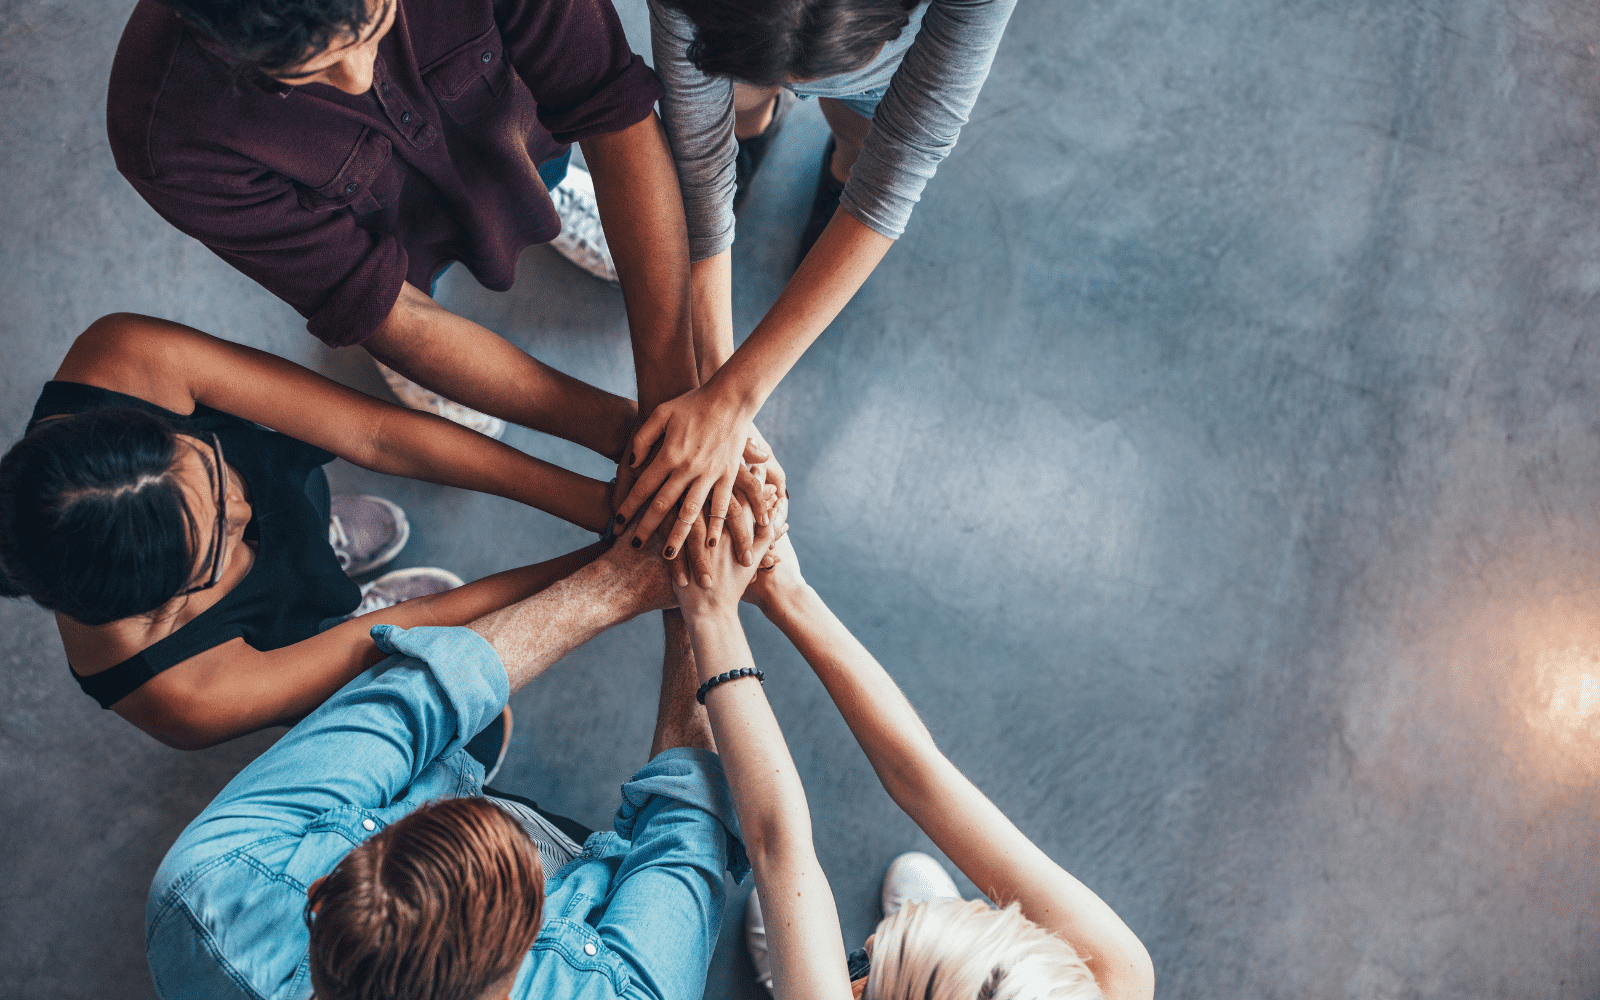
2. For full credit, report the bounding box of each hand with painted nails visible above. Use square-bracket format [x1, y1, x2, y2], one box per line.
[611, 383, 783, 566]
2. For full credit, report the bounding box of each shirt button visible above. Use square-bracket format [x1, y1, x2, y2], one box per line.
[401, 111, 412, 124]
[344, 182, 359, 194]
[481, 51, 493, 63]
[583, 943, 597, 956]
[380, 82, 391, 94]
[362, 818, 376, 831]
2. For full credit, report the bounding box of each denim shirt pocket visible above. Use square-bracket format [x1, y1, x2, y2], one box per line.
[423, 25, 511, 124]
[529, 916, 631, 994]
[297, 127, 400, 215]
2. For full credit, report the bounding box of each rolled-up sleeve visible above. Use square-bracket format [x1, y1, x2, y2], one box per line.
[595, 748, 749, 1000]
[496, 0, 663, 145]
[649, 1, 738, 262]
[121, 162, 408, 348]
[842, 0, 1019, 240]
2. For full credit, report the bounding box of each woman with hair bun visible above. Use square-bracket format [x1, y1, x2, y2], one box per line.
[0, 313, 631, 751]
[671, 528, 1155, 1000]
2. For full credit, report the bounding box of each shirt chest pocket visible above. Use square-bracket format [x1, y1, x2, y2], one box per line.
[423, 25, 511, 125]
[297, 128, 403, 216]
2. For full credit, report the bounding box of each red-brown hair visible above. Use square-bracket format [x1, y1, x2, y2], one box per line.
[305, 798, 545, 1000]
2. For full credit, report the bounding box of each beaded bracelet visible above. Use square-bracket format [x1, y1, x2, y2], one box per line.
[696, 667, 766, 704]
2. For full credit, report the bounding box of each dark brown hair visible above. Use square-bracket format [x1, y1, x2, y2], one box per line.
[660, 0, 921, 87]
[306, 798, 545, 1000]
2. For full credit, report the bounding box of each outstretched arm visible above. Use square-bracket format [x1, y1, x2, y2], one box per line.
[746, 538, 1155, 1000]
[57, 313, 613, 532]
[672, 508, 854, 1000]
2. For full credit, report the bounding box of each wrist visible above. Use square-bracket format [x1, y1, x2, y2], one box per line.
[701, 366, 762, 424]
[759, 581, 816, 629]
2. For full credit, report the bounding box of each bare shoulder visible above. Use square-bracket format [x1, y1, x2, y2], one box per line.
[52, 313, 209, 414]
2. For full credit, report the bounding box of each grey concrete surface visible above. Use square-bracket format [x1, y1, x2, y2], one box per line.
[2, 0, 1599, 997]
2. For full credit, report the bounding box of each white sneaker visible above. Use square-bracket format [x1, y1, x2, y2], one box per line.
[374, 360, 507, 440]
[350, 566, 466, 617]
[547, 165, 619, 285]
[329, 495, 409, 576]
[744, 888, 775, 993]
[881, 852, 961, 918]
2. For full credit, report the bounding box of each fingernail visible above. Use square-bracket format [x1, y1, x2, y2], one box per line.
[614, 512, 626, 525]
[631, 538, 642, 549]
[743, 554, 753, 566]
[700, 574, 712, 587]
[708, 536, 717, 547]
[663, 546, 676, 559]
[677, 573, 689, 587]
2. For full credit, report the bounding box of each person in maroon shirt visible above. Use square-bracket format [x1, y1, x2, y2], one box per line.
[107, 0, 774, 555]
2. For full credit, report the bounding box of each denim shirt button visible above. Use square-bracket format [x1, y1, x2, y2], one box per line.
[584, 943, 597, 956]
[362, 818, 376, 831]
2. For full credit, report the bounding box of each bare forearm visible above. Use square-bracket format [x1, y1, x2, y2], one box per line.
[682, 606, 854, 1000]
[365, 412, 611, 532]
[583, 115, 699, 412]
[468, 550, 669, 691]
[703, 210, 893, 418]
[368, 283, 634, 458]
[690, 252, 736, 383]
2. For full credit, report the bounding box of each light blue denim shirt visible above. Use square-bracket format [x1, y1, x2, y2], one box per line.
[145, 623, 748, 1000]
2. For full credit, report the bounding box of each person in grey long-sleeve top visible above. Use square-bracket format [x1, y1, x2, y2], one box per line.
[612, 0, 1018, 562]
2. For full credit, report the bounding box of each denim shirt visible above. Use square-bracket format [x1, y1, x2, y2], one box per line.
[145, 624, 748, 1000]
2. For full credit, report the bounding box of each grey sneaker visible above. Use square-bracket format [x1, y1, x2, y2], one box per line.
[744, 888, 775, 993]
[350, 567, 466, 618]
[329, 495, 409, 576]
[547, 165, 619, 285]
[375, 361, 507, 440]
[881, 851, 961, 918]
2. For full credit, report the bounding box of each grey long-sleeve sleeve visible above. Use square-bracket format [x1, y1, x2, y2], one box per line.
[650, 0, 1018, 262]
[843, 0, 1018, 241]
[650, 1, 740, 263]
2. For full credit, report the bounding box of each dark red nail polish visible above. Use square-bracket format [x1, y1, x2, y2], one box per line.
[631, 538, 642, 549]
[663, 547, 675, 559]
[614, 512, 626, 525]
[708, 536, 716, 547]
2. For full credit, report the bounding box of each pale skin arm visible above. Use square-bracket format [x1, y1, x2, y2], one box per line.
[617, 211, 890, 555]
[673, 507, 855, 1000]
[60, 313, 612, 531]
[745, 538, 1156, 1000]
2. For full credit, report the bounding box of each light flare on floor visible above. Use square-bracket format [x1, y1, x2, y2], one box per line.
[1522, 643, 1600, 778]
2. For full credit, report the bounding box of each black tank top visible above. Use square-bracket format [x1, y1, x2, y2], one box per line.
[29, 382, 362, 709]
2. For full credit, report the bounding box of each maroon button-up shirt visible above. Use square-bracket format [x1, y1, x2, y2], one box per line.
[108, 0, 662, 347]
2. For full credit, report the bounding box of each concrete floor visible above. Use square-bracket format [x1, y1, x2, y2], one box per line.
[2, 0, 1598, 996]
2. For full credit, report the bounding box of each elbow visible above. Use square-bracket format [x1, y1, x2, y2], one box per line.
[116, 686, 240, 751]
[738, 814, 817, 875]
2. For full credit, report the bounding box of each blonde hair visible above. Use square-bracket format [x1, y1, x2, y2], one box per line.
[865, 898, 1103, 1000]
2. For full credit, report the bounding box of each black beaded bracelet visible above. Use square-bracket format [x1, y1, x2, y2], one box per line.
[696, 667, 765, 704]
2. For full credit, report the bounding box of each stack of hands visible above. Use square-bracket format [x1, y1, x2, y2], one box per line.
[611, 421, 789, 591]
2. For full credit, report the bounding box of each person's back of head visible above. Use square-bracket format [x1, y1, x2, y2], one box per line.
[662, 0, 921, 87]
[305, 797, 545, 1000]
[155, 0, 372, 72]
[867, 899, 1104, 1000]
[0, 408, 198, 625]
